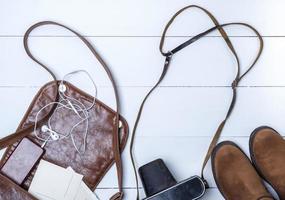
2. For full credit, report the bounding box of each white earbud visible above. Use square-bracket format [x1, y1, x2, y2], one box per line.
[59, 84, 80, 116]
[41, 125, 60, 141]
[58, 84, 67, 93]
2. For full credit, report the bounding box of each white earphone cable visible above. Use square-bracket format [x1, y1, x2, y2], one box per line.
[33, 70, 98, 155]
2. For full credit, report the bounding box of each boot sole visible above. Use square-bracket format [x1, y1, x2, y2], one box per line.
[211, 140, 253, 200]
[249, 126, 281, 199]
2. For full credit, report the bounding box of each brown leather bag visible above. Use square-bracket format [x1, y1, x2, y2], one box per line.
[0, 21, 128, 200]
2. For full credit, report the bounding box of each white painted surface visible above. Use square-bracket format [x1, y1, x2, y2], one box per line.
[1, 1, 284, 199]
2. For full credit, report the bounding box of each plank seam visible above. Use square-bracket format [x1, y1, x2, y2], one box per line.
[1, 85, 285, 88]
[0, 35, 282, 38]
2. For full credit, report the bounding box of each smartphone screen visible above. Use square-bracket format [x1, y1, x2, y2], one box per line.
[0, 138, 44, 185]
[145, 176, 205, 200]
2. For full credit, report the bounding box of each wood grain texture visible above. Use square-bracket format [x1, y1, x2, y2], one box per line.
[1, 37, 285, 87]
[0, 0, 284, 36]
[1, 1, 284, 199]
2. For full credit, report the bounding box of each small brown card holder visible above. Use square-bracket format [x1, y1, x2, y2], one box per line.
[0, 21, 128, 200]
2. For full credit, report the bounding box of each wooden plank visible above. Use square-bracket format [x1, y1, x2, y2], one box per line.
[95, 188, 224, 199]
[1, 37, 284, 87]
[0, 0, 284, 36]
[1, 86, 285, 138]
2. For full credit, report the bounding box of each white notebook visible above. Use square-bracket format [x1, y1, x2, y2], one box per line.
[29, 160, 98, 200]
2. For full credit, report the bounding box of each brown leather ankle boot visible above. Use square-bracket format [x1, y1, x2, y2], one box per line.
[212, 141, 273, 200]
[250, 126, 285, 199]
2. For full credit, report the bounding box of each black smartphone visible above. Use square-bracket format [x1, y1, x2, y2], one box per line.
[139, 159, 177, 197]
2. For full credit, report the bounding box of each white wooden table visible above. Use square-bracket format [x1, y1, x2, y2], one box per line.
[1, 1, 284, 199]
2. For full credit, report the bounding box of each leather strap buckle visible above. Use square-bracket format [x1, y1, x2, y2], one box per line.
[165, 51, 174, 58]
[165, 51, 174, 65]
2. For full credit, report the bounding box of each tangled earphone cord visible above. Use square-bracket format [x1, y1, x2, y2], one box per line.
[60, 69, 97, 111]
[47, 99, 90, 154]
[33, 70, 98, 155]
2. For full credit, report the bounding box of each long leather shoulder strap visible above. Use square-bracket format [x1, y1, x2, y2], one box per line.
[129, 5, 263, 199]
[199, 23, 263, 179]
[1, 21, 124, 200]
